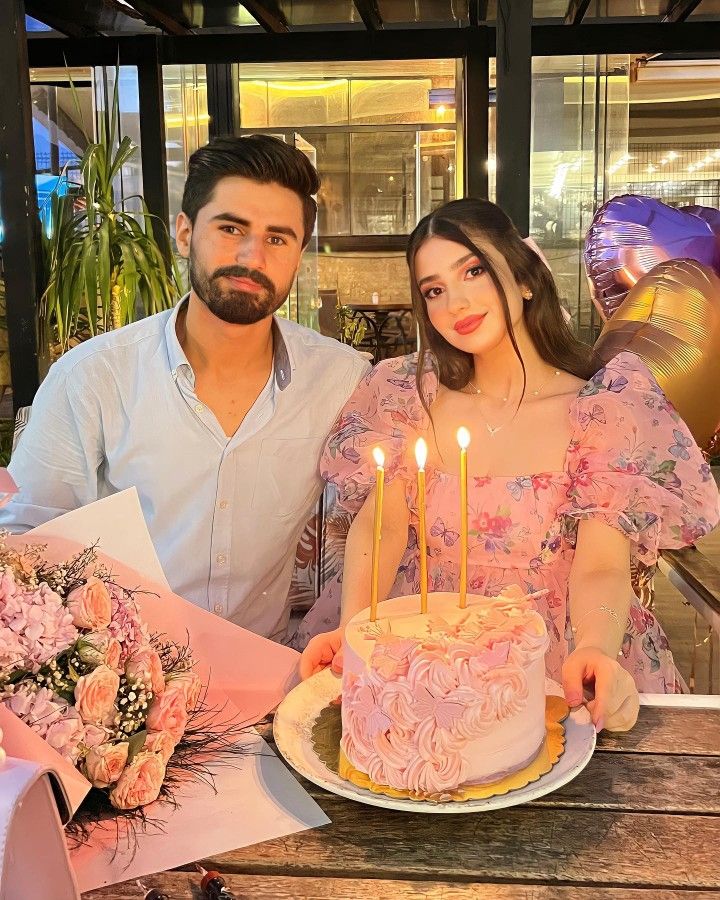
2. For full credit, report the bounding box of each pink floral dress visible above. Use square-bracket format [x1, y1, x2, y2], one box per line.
[303, 351, 720, 694]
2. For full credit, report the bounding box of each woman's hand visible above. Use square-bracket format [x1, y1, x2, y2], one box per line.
[562, 646, 639, 733]
[299, 628, 344, 680]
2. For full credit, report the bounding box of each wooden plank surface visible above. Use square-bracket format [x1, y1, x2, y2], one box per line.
[83, 874, 720, 899]
[82, 709, 720, 898]
[185, 804, 720, 889]
[291, 751, 720, 814]
[530, 751, 720, 813]
[595, 706, 720, 755]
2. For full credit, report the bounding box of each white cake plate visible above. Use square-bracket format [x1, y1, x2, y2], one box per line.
[273, 668, 596, 814]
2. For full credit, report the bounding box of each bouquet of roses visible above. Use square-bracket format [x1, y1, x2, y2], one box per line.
[0, 533, 215, 814]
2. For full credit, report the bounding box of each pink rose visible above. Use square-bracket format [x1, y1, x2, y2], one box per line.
[125, 648, 165, 696]
[84, 741, 129, 788]
[83, 725, 110, 749]
[165, 671, 202, 711]
[77, 630, 122, 670]
[74, 665, 120, 724]
[66, 578, 112, 629]
[109, 750, 166, 810]
[143, 730, 176, 765]
[145, 689, 188, 744]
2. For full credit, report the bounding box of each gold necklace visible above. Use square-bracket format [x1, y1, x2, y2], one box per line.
[463, 369, 562, 438]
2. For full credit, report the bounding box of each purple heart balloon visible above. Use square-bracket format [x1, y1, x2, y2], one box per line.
[583, 194, 720, 320]
[683, 204, 720, 244]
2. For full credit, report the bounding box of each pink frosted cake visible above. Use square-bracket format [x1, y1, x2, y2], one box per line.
[340, 588, 550, 798]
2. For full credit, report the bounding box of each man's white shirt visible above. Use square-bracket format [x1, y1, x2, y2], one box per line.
[0, 299, 370, 641]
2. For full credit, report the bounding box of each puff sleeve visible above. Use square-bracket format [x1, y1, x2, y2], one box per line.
[560, 351, 720, 565]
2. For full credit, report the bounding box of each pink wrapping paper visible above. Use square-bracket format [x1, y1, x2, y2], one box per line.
[1, 532, 301, 813]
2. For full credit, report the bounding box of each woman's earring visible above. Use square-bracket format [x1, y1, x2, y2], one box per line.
[522, 289, 533, 301]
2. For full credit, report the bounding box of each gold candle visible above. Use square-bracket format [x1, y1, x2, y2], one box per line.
[457, 427, 471, 609]
[369, 446, 385, 622]
[415, 437, 428, 614]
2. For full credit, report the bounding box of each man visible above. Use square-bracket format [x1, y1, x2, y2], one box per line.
[0, 135, 370, 642]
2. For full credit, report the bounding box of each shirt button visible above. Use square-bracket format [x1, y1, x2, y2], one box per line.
[219, 500, 228, 510]
[171, 369, 177, 378]
[213, 603, 223, 614]
[216, 553, 226, 564]
[194, 403, 203, 414]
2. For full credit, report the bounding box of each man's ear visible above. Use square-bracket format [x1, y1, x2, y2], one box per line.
[175, 212, 192, 259]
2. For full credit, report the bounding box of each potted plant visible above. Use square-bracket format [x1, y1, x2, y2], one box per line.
[41, 72, 182, 355]
[336, 303, 368, 349]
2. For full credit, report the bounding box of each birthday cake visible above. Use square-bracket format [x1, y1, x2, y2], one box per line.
[340, 587, 550, 799]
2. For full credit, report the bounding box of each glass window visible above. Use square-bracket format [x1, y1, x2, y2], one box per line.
[162, 65, 209, 236]
[30, 68, 93, 239]
[350, 132, 417, 234]
[315, 132, 351, 235]
[350, 78, 455, 125]
[529, 55, 630, 341]
[267, 80, 349, 127]
[418, 129, 456, 217]
[239, 80, 269, 128]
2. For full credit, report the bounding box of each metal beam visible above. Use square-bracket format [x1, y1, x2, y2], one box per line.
[27, 21, 720, 69]
[112, 0, 194, 34]
[207, 63, 241, 137]
[496, 0, 531, 235]
[27, 29, 479, 67]
[564, 0, 592, 25]
[0, 0, 43, 409]
[137, 40, 171, 266]
[353, 0, 383, 30]
[662, 0, 703, 23]
[240, 1, 289, 33]
[25, 2, 100, 37]
[458, 32, 489, 199]
[469, 1, 489, 27]
[531, 21, 720, 53]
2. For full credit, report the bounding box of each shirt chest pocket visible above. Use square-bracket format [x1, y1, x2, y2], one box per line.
[251, 437, 322, 520]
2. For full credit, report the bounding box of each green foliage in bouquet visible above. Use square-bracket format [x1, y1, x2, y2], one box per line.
[41, 70, 182, 353]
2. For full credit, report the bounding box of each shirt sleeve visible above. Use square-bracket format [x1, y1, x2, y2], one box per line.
[0, 358, 104, 532]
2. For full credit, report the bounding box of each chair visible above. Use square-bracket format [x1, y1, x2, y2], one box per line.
[317, 289, 341, 339]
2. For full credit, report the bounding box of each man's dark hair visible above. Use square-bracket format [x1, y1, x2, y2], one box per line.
[182, 134, 319, 246]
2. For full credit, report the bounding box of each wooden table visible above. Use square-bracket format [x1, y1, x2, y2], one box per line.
[85, 701, 720, 899]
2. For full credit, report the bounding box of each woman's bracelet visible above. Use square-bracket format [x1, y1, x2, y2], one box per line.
[571, 604, 622, 634]
[571, 605, 625, 657]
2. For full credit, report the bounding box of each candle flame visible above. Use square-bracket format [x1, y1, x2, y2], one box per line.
[457, 426, 471, 449]
[372, 447, 385, 467]
[414, 437, 428, 470]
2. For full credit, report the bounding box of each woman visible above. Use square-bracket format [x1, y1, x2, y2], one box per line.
[300, 199, 720, 733]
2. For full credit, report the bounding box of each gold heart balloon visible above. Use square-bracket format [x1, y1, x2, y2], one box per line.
[593, 258, 720, 452]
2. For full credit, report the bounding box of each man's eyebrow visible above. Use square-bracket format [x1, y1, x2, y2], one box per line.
[209, 212, 299, 242]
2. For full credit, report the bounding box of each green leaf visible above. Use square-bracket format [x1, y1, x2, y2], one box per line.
[126, 729, 147, 763]
[97, 218, 111, 321]
[81, 233, 99, 334]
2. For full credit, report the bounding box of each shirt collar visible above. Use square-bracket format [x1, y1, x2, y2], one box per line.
[165, 295, 293, 390]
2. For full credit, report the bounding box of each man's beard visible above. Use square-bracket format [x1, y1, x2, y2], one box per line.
[188, 254, 291, 325]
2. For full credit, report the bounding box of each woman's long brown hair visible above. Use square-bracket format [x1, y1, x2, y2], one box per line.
[406, 198, 597, 413]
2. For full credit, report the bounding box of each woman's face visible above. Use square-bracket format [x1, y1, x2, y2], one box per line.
[413, 236, 526, 356]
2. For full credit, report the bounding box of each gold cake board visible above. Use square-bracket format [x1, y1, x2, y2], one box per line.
[315, 695, 569, 804]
